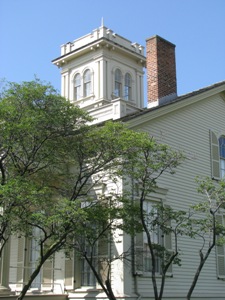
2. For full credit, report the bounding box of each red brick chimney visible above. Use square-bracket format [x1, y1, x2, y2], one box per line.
[146, 35, 177, 107]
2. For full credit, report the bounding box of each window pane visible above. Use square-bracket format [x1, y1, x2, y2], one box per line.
[74, 74, 81, 100]
[219, 137, 225, 178]
[221, 159, 225, 178]
[30, 228, 42, 289]
[84, 70, 91, 97]
[142, 202, 161, 273]
[75, 74, 81, 86]
[81, 258, 96, 286]
[219, 137, 225, 158]
[84, 70, 91, 82]
[114, 69, 122, 97]
[124, 73, 131, 100]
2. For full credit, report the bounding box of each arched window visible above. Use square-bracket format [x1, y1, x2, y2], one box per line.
[114, 69, 122, 98]
[124, 73, 132, 100]
[74, 74, 81, 100]
[219, 136, 225, 178]
[83, 69, 91, 97]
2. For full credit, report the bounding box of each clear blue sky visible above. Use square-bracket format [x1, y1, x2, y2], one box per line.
[0, 0, 224, 102]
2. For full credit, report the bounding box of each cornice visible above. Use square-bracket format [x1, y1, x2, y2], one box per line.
[125, 83, 225, 128]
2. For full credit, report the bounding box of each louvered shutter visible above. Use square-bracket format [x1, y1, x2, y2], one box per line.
[64, 253, 74, 290]
[16, 237, 26, 289]
[74, 252, 81, 289]
[42, 257, 53, 290]
[210, 130, 220, 180]
[98, 236, 109, 285]
[164, 206, 173, 274]
[135, 232, 144, 274]
[216, 215, 225, 277]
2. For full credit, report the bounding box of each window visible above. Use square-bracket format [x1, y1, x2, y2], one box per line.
[83, 69, 91, 97]
[28, 229, 42, 289]
[142, 202, 161, 273]
[135, 202, 172, 275]
[114, 69, 122, 98]
[124, 73, 132, 100]
[210, 131, 225, 180]
[75, 235, 109, 288]
[81, 242, 97, 286]
[74, 73, 81, 100]
[219, 137, 225, 178]
[16, 232, 54, 291]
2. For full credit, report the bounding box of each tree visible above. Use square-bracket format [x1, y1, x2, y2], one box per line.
[0, 79, 185, 299]
[130, 171, 225, 300]
[0, 78, 91, 256]
[121, 138, 186, 300]
[186, 177, 225, 300]
[0, 78, 92, 298]
[59, 134, 185, 300]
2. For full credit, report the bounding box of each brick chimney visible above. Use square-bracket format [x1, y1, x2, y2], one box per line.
[146, 35, 177, 108]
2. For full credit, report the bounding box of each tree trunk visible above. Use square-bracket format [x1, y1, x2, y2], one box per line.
[16, 237, 66, 300]
[187, 247, 214, 300]
[17, 262, 43, 300]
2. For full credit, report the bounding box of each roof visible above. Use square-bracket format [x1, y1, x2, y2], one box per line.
[121, 80, 225, 123]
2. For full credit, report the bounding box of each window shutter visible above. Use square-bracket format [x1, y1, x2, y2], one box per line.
[163, 204, 173, 274]
[135, 232, 144, 274]
[74, 252, 81, 289]
[64, 253, 74, 291]
[42, 257, 53, 290]
[216, 215, 225, 277]
[210, 130, 220, 180]
[16, 237, 26, 289]
[98, 236, 109, 285]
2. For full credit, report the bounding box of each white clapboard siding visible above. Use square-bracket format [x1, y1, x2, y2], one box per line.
[125, 94, 225, 298]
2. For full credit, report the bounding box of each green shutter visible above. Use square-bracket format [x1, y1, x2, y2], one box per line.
[216, 215, 225, 277]
[16, 237, 26, 289]
[210, 130, 220, 180]
[64, 253, 74, 290]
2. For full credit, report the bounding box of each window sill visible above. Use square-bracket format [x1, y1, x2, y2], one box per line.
[74, 286, 102, 292]
[74, 94, 95, 102]
[134, 272, 173, 278]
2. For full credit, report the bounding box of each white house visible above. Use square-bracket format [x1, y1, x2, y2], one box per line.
[1, 24, 225, 300]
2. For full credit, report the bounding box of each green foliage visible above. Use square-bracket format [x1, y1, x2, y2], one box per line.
[0, 79, 185, 299]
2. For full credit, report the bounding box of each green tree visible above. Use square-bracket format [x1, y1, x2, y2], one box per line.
[0, 78, 92, 298]
[0, 79, 185, 300]
[0, 78, 90, 253]
[122, 138, 186, 300]
[186, 177, 225, 300]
